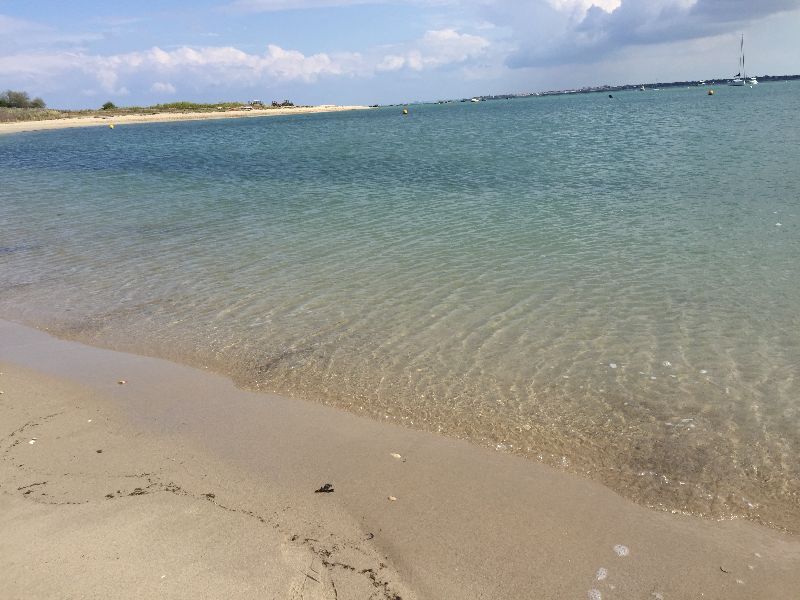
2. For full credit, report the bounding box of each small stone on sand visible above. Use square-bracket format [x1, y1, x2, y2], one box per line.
[118, 380, 126, 385]
[388, 496, 397, 501]
[390, 453, 402, 460]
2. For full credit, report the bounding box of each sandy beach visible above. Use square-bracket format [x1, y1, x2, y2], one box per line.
[1, 318, 799, 599]
[0, 105, 370, 135]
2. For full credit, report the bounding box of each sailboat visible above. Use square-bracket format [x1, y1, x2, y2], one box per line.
[729, 34, 757, 86]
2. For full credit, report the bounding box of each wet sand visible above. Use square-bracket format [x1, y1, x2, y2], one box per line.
[1, 318, 799, 599]
[0, 105, 370, 135]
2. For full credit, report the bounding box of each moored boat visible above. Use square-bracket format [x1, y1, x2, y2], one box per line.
[729, 35, 754, 87]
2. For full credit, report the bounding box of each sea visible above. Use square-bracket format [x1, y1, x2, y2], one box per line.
[2, 82, 798, 531]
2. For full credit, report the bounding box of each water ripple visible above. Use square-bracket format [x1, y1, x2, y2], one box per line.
[2, 85, 799, 530]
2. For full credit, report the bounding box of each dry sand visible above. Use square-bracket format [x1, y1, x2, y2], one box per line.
[0, 105, 370, 135]
[1, 318, 799, 599]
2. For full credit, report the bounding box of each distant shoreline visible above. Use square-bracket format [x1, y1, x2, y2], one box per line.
[0, 104, 371, 135]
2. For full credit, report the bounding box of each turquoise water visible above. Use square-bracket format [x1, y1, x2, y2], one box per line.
[2, 84, 799, 530]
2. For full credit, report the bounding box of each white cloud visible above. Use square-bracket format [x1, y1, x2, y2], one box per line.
[226, 0, 456, 11]
[0, 13, 103, 50]
[377, 55, 406, 72]
[151, 81, 177, 94]
[0, 14, 46, 35]
[504, 0, 800, 68]
[36, 44, 365, 93]
[0, 25, 490, 98]
[419, 29, 490, 66]
[376, 29, 490, 71]
[547, 0, 622, 17]
[228, 0, 378, 10]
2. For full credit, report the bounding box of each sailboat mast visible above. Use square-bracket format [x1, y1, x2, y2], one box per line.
[741, 35, 746, 79]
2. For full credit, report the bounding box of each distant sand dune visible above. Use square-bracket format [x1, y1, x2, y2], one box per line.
[0, 105, 371, 135]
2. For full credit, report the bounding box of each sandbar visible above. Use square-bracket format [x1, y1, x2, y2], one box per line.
[0, 105, 371, 135]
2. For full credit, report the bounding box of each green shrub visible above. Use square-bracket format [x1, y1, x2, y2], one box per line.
[101, 101, 117, 110]
[0, 90, 46, 109]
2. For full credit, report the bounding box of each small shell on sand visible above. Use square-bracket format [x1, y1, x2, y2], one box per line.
[388, 496, 397, 501]
[117, 380, 126, 385]
[390, 453, 402, 460]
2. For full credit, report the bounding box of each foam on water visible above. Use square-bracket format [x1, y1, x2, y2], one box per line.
[1, 84, 799, 530]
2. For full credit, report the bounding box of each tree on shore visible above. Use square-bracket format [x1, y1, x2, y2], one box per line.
[102, 101, 117, 110]
[0, 90, 46, 109]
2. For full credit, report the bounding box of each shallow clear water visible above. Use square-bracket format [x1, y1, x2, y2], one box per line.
[2, 84, 799, 530]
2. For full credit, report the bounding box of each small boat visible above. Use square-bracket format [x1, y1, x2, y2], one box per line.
[639, 85, 646, 91]
[729, 34, 752, 87]
[470, 98, 480, 103]
[748, 77, 758, 85]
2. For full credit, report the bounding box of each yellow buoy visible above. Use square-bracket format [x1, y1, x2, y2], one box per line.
[109, 124, 115, 129]
[707, 90, 714, 96]
[402, 108, 408, 115]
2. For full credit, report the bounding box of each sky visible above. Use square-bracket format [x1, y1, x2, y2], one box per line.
[1, 0, 799, 108]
